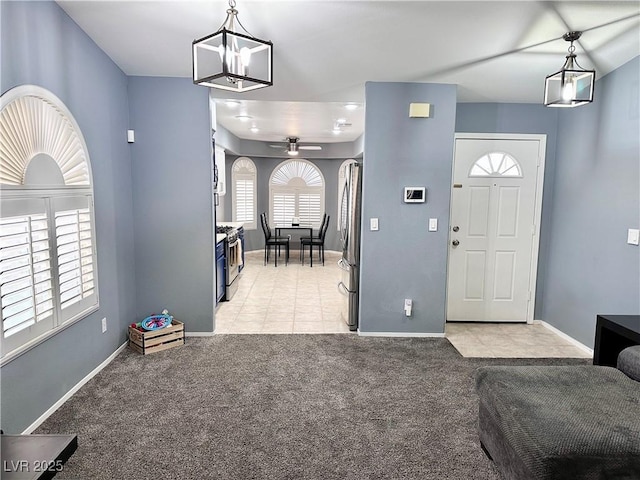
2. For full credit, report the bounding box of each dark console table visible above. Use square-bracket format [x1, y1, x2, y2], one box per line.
[593, 314, 640, 366]
[1, 434, 77, 479]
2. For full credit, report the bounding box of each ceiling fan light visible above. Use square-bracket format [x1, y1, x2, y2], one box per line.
[286, 137, 300, 155]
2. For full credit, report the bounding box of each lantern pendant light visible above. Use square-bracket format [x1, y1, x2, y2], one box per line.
[192, 0, 273, 92]
[544, 31, 595, 107]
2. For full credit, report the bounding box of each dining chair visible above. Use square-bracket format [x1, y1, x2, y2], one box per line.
[260, 212, 289, 266]
[299, 213, 327, 262]
[301, 215, 329, 267]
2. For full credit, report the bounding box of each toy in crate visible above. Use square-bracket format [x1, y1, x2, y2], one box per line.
[128, 310, 184, 355]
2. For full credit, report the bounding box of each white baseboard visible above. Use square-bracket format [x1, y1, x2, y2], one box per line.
[185, 331, 216, 337]
[358, 331, 446, 338]
[534, 320, 594, 355]
[22, 341, 128, 434]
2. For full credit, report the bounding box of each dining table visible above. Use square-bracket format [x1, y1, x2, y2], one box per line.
[274, 224, 314, 240]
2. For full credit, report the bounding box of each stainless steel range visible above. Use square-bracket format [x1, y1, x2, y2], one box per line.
[216, 225, 240, 301]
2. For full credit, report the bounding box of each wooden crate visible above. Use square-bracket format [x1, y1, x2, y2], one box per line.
[128, 319, 184, 355]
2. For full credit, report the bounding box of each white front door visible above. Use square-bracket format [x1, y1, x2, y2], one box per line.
[446, 134, 545, 323]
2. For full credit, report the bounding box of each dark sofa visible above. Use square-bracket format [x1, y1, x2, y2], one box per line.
[475, 346, 640, 480]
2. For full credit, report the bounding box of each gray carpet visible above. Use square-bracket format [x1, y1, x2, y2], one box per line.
[36, 335, 589, 480]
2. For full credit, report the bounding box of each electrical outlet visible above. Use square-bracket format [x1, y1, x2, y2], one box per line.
[101, 317, 107, 333]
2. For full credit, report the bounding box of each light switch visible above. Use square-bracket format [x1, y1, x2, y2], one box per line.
[370, 218, 379, 231]
[429, 218, 438, 232]
[627, 228, 639, 246]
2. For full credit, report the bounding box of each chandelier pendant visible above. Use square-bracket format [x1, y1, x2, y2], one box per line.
[544, 31, 595, 107]
[193, 0, 273, 92]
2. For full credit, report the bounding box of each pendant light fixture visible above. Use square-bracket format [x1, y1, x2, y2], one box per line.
[544, 31, 595, 107]
[192, 0, 273, 92]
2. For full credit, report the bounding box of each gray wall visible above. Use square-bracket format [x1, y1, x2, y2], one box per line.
[223, 155, 347, 252]
[540, 56, 640, 347]
[1, 1, 136, 432]
[128, 77, 214, 332]
[360, 82, 457, 334]
[454, 103, 560, 319]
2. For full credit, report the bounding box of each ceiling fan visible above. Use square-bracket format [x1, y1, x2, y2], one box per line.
[269, 137, 322, 156]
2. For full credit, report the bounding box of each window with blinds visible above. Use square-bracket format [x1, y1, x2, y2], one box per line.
[269, 159, 325, 227]
[55, 208, 95, 310]
[0, 85, 98, 363]
[298, 193, 321, 226]
[272, 192, 296, 225]
[0, 214, 54, 339]
[232, 157, 257, 229]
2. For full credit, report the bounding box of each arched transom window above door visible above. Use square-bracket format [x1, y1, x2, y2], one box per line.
[469, 152, 522, 178]
[269, 159, 325, 227]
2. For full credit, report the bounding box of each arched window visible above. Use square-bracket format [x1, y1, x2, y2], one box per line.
[0, 85, 98, 362]
[232, 157, 257, 229]
[469, 152, 522, 177]
[338, 159, 357, 230]
[269, 159, 325, 227]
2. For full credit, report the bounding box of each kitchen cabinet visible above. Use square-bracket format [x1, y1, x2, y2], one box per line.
[215, 240, 225, 304]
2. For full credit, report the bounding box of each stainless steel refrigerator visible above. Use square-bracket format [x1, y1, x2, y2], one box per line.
[338, 161, 362, 331]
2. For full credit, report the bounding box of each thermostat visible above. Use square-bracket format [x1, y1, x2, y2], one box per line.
[404, 187, 426, 203]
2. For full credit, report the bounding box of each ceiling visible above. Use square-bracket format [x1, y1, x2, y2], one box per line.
[57, 1, 640, 145]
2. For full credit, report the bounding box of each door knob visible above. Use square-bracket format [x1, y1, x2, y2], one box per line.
[452, 239, 460, 246]
[452, 226, 459, 232]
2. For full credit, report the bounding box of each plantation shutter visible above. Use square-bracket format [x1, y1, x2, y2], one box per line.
[52, 196, 98, 323]
[298, 193, 322, 226]
[273, 192, 296, 225]
[0, 86, 99, 363]
[232, 158, 257, 229]
[0, 198, 55, 353]
[234, 178, 254, 225]
[270, 160, 325, 228]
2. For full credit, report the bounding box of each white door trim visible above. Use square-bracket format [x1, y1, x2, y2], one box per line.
[447, 133, 546, 324]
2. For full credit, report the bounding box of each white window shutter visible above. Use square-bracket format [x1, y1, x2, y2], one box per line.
[232, 157, 257, 229]
[0, 86, 98, 363]
[55, 208, 94, 311]
[234, 178, 255, 225]
[51, 196, 98, 325]
[270, 159, 325, 228]
[298, 193, 322, 226]
[0, 213, 54, 338]
[273, 192, 296, 225]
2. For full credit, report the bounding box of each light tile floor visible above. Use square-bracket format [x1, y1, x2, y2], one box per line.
[445, 322, 593, 359]
[215, 249, 593, 359]
[215, 249, 352, 334]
